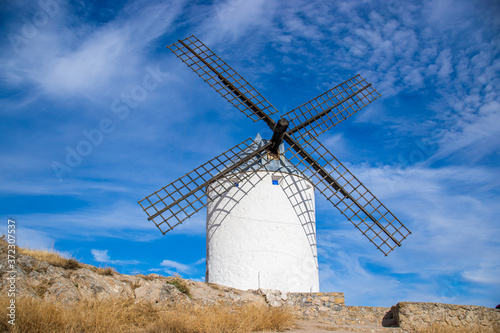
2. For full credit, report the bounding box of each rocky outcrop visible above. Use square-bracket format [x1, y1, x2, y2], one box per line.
[2, 241, 499, 333]
[259, 289, 291, 307]
[0, 254, 184, 304]
[0, 242, 265, 307]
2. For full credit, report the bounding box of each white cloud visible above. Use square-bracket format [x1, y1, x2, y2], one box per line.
[205, 0, 275, 43]
[160, 259, 191, 273]
[91, 249, 110, 262]
[169, 214, 207, 236]
[432, 100, 500, 163]
[321, 134, 350, 158]
[319, 251, 406, 306]
[317, 162, 500, 305]
[91, 248, 141, 265]
[10, 201, 159, 242]
[462, 263, 500, 285]
[160, 257, 205, 275]
[0, 225, 55, 250]
[1, 0, 185, 97]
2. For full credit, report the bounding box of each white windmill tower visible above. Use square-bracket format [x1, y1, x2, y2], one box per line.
[206, 134, 319, 292]
[138, 36, 411, 292]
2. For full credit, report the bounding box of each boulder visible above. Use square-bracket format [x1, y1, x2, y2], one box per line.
[134, 281, 186, 304]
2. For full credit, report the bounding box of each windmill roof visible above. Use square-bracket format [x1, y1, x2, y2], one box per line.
[235, 134, 305, 177]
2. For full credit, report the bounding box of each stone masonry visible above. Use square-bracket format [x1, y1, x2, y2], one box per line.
[395, 302, 500, 332]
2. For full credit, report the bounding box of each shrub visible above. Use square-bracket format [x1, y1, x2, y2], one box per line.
[167, 279, 191, 297]
[95, 266, 117, 276]
[63, 259, 81, 270]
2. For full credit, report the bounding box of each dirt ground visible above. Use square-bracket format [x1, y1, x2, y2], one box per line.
[258, 319, 402, 333]
[287, 320, 366, 332]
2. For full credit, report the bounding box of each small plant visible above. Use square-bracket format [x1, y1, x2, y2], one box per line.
[63, 258, 81, 270]
[167, 279, 191, 297]
[135, 273, 160, 281]
[96, 266, 117, 276]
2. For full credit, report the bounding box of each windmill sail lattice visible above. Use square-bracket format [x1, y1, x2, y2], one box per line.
[284, 137, 410, 255]
[139, 35, 411, 256]
[285, 74, 380, 142]
[168, 35, 279, 123]
[139, 138, 273, 234]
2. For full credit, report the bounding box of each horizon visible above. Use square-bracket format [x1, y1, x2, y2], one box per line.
[1, 0, 499, 307]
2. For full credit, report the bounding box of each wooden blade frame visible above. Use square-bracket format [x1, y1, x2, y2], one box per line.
[285, 74, 380, 142]
[168, 35, 279, 123]
[139, 138, 272, 234]
[284, 134, 411, 255]
[140, 35, 411, 255]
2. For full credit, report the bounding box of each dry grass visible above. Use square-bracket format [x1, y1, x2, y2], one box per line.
[206, 282, 223, 290]
[135, 274, 159, 281]
[147, 302, 295, 333]
[14, 243, 120, 276]
[94, 266, 118, 276]
[17, 248, 83, 270]
[0, 296, 295, 333]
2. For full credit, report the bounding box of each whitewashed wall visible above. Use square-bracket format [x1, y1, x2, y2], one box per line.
[206, 170, 319, 292]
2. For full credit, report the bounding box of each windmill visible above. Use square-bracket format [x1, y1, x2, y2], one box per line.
[139, 36, 411, 292]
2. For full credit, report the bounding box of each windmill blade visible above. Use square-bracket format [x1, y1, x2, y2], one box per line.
[168, 36, 278, 128]
[138, 138, 272, 234]
[285, 75, 380, 141]
[284, 134, 411, 256]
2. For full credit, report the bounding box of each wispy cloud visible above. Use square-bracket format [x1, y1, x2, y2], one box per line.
[318, 161, 500, 306]
[160, 259, 191, 273]
[158, 258, 205, 275]
[432, 100, 500, 164]
[91, 248, 140, 265]
[202, 0, 276, 44]
[9, 201, 159, 241]
[1, 0, 185, 99]
[91, 249, 110, 262]
[0, 225, 55, 250]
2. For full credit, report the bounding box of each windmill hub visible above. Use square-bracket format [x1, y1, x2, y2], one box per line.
[269, 118, 289, 155]
[138, 35, 411, 293]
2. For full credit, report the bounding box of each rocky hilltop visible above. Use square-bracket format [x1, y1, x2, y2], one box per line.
[1, 240, 499, 333]
[0, 241, 267, 307]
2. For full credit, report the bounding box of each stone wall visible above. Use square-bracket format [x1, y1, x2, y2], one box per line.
[260, 290, 394, 327]
[260, 290, 500, 332]
[289, 292, 345, 309]
[394, 302, 500, 332]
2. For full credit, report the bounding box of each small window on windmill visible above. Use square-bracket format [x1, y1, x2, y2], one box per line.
[231, 177, 239, 187]
[272, 175, 282, 186]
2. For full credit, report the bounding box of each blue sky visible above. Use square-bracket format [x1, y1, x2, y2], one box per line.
[1, 0, 499, 307]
